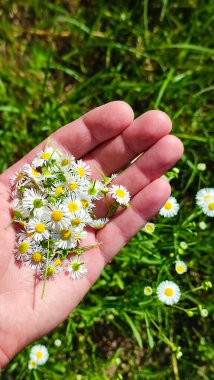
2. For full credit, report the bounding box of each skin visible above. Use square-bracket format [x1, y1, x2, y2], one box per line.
[0, 101, 184, 368]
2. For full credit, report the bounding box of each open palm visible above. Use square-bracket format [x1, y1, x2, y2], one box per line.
[0, 101, 183, 367]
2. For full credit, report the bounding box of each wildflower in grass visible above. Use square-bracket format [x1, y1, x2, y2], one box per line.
[144, 286, 153, 296]
[196, 188, 214, 208]
[28, 359, 37, 370]
[144, 222, 155, 234]
[157, 280, 181, 305]
[30, 344, 49, 365]
[65, 255, 88, 279]
[201, 198, 214, 217]
[109, 185, 130, 205]
[201, 309, 209, 317]
[175, 260, 187, 275]
[54, 339, 62, 347]
[197, 163, 206, 171]
[159, 196, 179, 218]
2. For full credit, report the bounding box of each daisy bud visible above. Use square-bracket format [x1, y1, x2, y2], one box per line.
[201, 309, 208, 318]
[197, 163, 206, 171]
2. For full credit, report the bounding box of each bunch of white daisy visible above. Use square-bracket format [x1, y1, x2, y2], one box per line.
[195, 188, 214, 217]
[10, 145, 130, 292]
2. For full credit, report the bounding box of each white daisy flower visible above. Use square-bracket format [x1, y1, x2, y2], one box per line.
[11, 199, 30, 219]
[201, 198, 214, 217]
[196, 188, 214, 207]
[14, 238, 36, 261]
[28, 359, 37, 370]
[23, 188, 47, 212]
[64, 173, 89, 194]
[159, 196, 179, 218]
[60, 155, 75, 169]
[30, 344, 49, 365]
[65, 255, 88, 279]
[88, 217, 109, 229]
[144, 222, 155, 234]
[157, 280, 181, 305]
[38, 260, 62, 280]
[27, 217, 50, 243]
[74, 159, 92, 178]
[51, 182, 65, 197]
[10, 168, 28, 188]
[43, 203, 70, 231]
[87, 180, 103, 200]
[144, 286, 153, 296]
[23, 164, 42, 184]
[26, 248, 46, 270]
[175, 260, 187, 275]
[64, 194, 82, 214]
[109, 185, 130, 205]
[70, 210, 89, 229]
[54, 228, 77, 250]
[32, 147, 59, 168]
[78, 192, 94, 210]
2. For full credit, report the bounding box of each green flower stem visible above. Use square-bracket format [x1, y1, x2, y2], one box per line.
[41, 238, 50, 299]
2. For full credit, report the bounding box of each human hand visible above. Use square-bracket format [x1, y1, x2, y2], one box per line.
[0, 101, 183, 367]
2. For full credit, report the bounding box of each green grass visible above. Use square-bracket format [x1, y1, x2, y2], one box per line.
[0, 1, 214, 379]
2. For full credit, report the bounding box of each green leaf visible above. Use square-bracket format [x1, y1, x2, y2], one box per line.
[123, 312, 143, 348]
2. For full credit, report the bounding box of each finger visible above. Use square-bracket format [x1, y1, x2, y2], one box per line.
[97, 178, 171, 263]
[84, 110, 172, 176]
[95, 135, 183, 217]
[1, 101, 134, 185]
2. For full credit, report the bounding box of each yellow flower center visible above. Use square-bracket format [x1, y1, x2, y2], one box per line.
[32, 252, 42, 263]
[78, 167, 85, 176]
[61, 158, 69, 166]
[31, 169, 40, 178]
[115, 189, 125, 198]
[35, 223, 45, 233]
[26, 232, 34, 238]
[94, 224, 105, 229]
[36, 351, 43, 359]
[54, 258, 62, 266]
[81, 199, 88, 208]
[69, 182, 77, 191]
[19, 221, 26, 228]
[68, 202, 79, 213]
[176, 264, 184, 274]
[18, 241, 29, 254]
[208, 202, 214, 211]
[41, 152, 51, 159]
[164, 201, 172, 210]
[204, 194, 211, 200]
[47, 267, 55, 276]
[60, 229, 72, 240]
[52, 210, 63, 222]
[164, 288, 174, 297]
[71, 218, 81, 226]
[146, 225, 153, 232]
[17, 173, 23, 181]
[55, 186, 63, 196]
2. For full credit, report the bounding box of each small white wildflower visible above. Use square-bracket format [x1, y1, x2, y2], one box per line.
[27, 217, 50, 243]
[30, 344, 49, 365]
[75, 159, 92, 178]
[180, 241, 188, 250]
[175, 261, 187, 275]
[28, 359, 38, 370]
[157, 280, 181, 305]
[44, 203, 71, 231]
[159, 196, 179, 218]
[201, 198, 214, 217]
[196, 188, 214, 208]
[23, 188, 47, 213]
[32, 147, 59, 167]
[144, 222, 155, 234]
[65, 255, 88, 279]
[54, 228, 77, 250]
[109, 184, 130, 205]
[88, 217, 109, 229]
